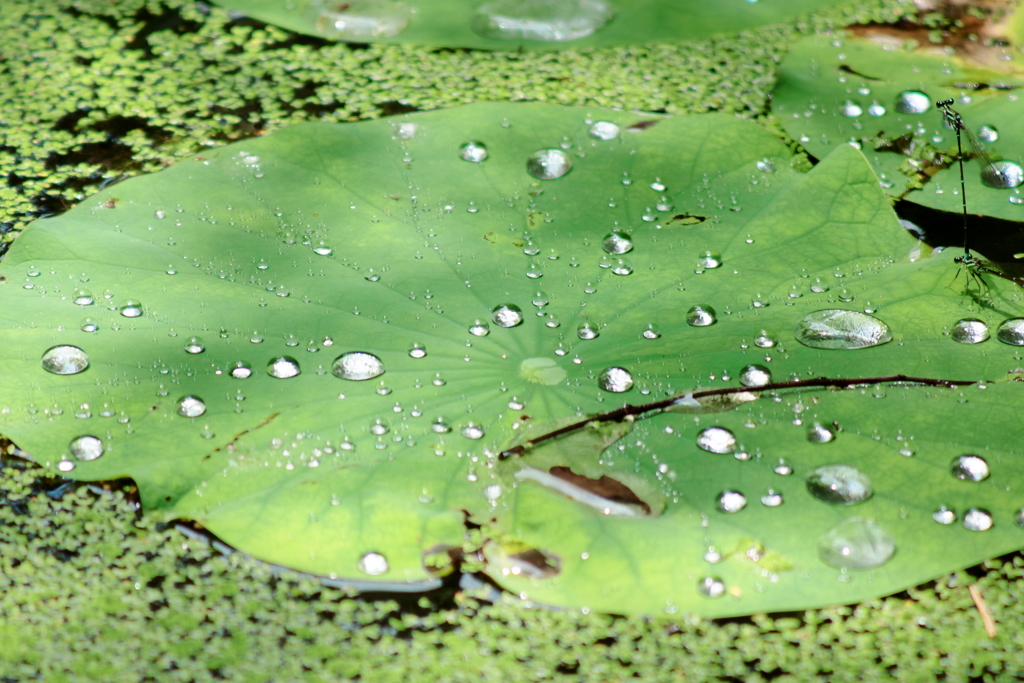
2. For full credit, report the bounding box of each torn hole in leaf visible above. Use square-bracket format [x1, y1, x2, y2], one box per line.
[665, 390, 759, 415]
[625, 119, 661, 132]
[515, 466, 652, 517]
[484, 542, 562, 579]
[666, 213, 707, 226]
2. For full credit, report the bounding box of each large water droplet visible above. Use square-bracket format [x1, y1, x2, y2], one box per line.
[696, 426, 736, 454]
[119, 300, 143, 318]
[69, 435, 104, 461]
[358, 551, 389, 575]
[471, 0, 614, 41]
[806, 465, 872, 505]
[807, 422, 836, 443]
[686, 305, 717, 327]
[817, 517, 895, 570]
[753, 330, 778, 348]
[602, 231, 633, 254]
[267, 356, 301, 379]
[739, 364, 771, 387]
[589, 121, 620, 140]
[526, 149, 572, 180]
[894, 90, 931, 114]
[309, 0, 409, 38]
[978, 125, 999, 143]
[459, 141, 489, 163]
[598, 367, 633, 393]
[576, 321, 599, 340]
[80, 317, 99, 333]
[794, 309, 891, 349]
[696, 250, 722, 269]
[951, 318, 989, 344]
[461, 422, 485, 439]
[962, 508, 993, 531]
[716, 490, 747, 513]
[469, 319, 490, 336]
[41, 345, 89, 375]
[408, 343, 427, 359]
[610, 258, 632, 276]
[950, 454, 989, 481]
[697, 576, 725, 598]
[492, 303, 524, 328]
[840, 100, 863, 117]
[982, 160, 1024, 189]
[867, 102, 886, 116]
[184, 336, 205, 354]
[761, 490, 783, 507]
[932, 506, 957, 525]
[996, 318, 1024, 345]
[177, 396, 207, 418]
[229, 361, 252, 379]
[641, 323, 661, 339]
[332, 352, 384, 380]
[73, 289, 94, 306]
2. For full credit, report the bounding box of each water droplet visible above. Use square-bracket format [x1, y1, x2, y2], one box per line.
[370, 420, 389, 435]
[978, 125, 999, 143]
[982, 161, 1024, 189]
[332, 352, 384, 380]
[184, 336, 205, 354]
[309, 0, 409, 38]
[598, 367, 633, 393]
[951, 318, 989, 344]
[962, 508, 993, 531]
[469, 319, 490, 336]
[119, 300, 143, 318]
[933, 506, 957, 525]
[753, 330, 777, 348]
[895, 90, 931, 114]
[950, 454, 989, 481]
[508, 397, 525, 410]
[696, 426, 736, 454]
[807, 423, 836, 443]
[431, 418, 451, 433]
[461, 422, 485, 439]
[492, 303, 524, 328]
[686, 305, 717, 327]
[69, 435, 104, 461]
[41, 345, 89, 375]
[716, 490, 747, 513]
[459, 141, 488, 162]
[996, 318, 1024, 345]
[526, 149, 572, 180]
[589, 121, 620, 140]
[57, 460, 75, 472]
[697, 250, 722, 269]
[739, 364, 771, 387]
[576, 321, 599, 340]
[697, 576, 726, 598]
[761, 490, 783, 507]
[358, 551, 389, 576]
[794, 309, 892, 349]
[80, 317, 98, 333]
[640, 323, 661, 340]
[840, 100, 863, 117]
[610, 258, 632, 276]
[471, 0, 615, 41]
[806, 465, 872, 505]
[602, 231, 633, 254]
[229, 361, 252, 379]
[867, 102, 886, 116]
[267, 356, 301, 379]
[484, 484, 503, 501]
[756, 158, 776, 173]
[408, 343, 427, 359]
[176, 396, 207, 418]
[73, 289, 94, 306]
[817, 517, 895, 569]
[364, 269, 381, 282]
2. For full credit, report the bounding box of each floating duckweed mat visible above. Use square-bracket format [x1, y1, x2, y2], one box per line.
[3, 102, 1024, 618]
[215, 0, 854, 50]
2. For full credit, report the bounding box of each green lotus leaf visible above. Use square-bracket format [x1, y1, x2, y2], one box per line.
[773, 32, 1024, 224]
[213, 0, 851, 50]
[3, 102, 1024, 617]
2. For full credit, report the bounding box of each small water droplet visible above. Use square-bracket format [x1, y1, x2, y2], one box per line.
[761, 490, 783, 507]
[408, 343, 427, 359]
[867, 102, 886, 116]
[951, 318, 989, 344]
[716, 490, 747, 513]
[598, 366, 633, 393]
[576, 321, 599, 340]
[80, 317, 99, 333]
[358, 551, 389, 575]
[469, 319, 490, 336]
[589, 121, 620, 140]
[184, 336, 205, 354]
[696, 250, 722, 269]
[794, 309, 892, 349]
[41, 345, 89, 375]
[933, 506, 957, 525]
[962, 508, 993, 531]
[492, 303, 524, 328]
[950, 454, 989, 481]
[229, 361, 252, 379]
[119, 300, 143, 318]
[977, 125, 999, 143]
[459, 141, 488, 162]
[526, 149, 572, 180]
[697, 576, 726, 598]
[840, 100, 863, 117]
[641, 323, 661, 339]
[602, 231, 633, 255]
[686, 305, 717, 327]
[895, 90, 931, 114]
[267, 356, 301, 379]
[756, 158, 776, 173]
[73, 289, 94, 306]
[806, 465, 872, 505]
[807, 422, 836, 443]
[332, 352, 384, 380]
[696, 426, 736, 454]
[176, 396, 207, 418]
[817, 517, 895, 569]
[69, 435, 104, 461]
[461, 422, 485, 439]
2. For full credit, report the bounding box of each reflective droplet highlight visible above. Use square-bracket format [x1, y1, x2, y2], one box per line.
[932, 506, 957, 525]
[119, 300, 143, 318]
[41, 345, 89, 375]
[807, 422, 836, 443]
[576, 321, 599, 340]
[696, 250, 722, 269]
[806, 465, 872, 505]
[229, 361, 252, 379]
[794, 309, 891, 349]
[332, 352, 384, 381]
[469, 319, 490, 336]
[817, 517, 895, 570]
[184, 336, 205, 354]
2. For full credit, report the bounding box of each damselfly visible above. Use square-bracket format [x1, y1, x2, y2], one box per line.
[934, 98, 1023, 291]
